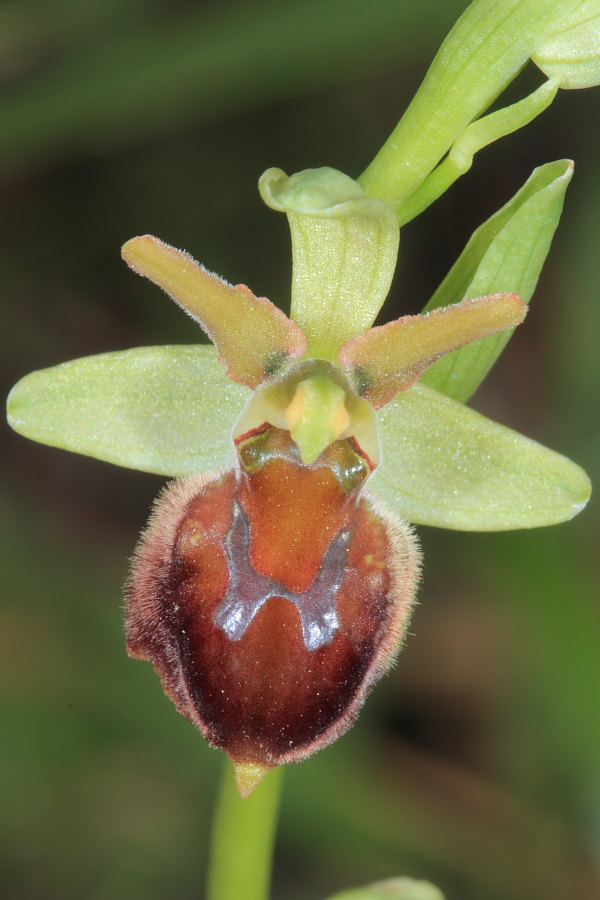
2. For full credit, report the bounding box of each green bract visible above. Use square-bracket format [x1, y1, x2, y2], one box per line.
[421, 159, 573, 401]
[6, 163, 591, 531]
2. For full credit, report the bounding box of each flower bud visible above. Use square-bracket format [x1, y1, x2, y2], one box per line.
[125, 425, 420, 795]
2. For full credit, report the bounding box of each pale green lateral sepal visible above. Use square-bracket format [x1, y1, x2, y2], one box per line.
[533, 0, 600, 88]
[122, 235, 306, 388]
[370, 383, 591, 531]
[6, 345, 250, 476]
[420, 160, 573, 402]
[259, 167, 399, 360]
[325, 876, 445, 900]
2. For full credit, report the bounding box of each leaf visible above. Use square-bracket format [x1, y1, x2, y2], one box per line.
[6, 345, 250, 476]
[533, 0, 600, 88]
[419, 159, 573, 402]
[340, 293, 525, 408]
[122, 235, 305, 388]
[259, 167, 399, 360]
[369, 382, 591, 530]
[325, 876, 445, 900]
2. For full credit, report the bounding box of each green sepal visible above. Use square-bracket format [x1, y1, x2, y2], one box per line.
[370, 382, 591, 531]
[324, 877, 444, 900]
[533, 0, 600, 88]
[419, 159, 572, 402]
[259, 167, 399, 360]
[6, 345, 249, 476]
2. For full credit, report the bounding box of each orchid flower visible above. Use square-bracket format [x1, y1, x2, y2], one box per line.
[7, 164, 590, 796]
[7, 0, 597, 803]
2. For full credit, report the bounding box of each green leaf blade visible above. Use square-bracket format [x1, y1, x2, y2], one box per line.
[370, 383, 591, 531]
[419, 159, 573, 402]
[7, 345, 250, 477]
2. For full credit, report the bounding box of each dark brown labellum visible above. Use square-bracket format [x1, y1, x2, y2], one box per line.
[125, 426, 419, 794]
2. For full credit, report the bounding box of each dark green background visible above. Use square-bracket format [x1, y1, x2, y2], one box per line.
[2, 2, 599, 898]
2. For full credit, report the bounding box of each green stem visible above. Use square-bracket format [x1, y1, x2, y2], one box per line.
[395, 78, 559, 226]
[206, 761, 283, 900]
[357, 0, 566, 209]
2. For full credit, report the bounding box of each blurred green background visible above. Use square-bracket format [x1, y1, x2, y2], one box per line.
[2, 1, 599, 898]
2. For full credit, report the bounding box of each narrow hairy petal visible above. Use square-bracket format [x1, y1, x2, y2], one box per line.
[122, 235, 306, 387]
[340, 293, 525, 408]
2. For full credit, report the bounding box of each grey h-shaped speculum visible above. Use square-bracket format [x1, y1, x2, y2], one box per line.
[213, 501, 349, 651]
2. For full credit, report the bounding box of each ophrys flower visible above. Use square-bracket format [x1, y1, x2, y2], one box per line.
[7, 167, 590, 796]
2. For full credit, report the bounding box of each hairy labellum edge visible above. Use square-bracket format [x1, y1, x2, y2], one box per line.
[124, 462, 420, 773]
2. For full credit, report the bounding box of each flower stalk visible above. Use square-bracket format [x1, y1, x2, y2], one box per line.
[207, 762, 283, 900]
